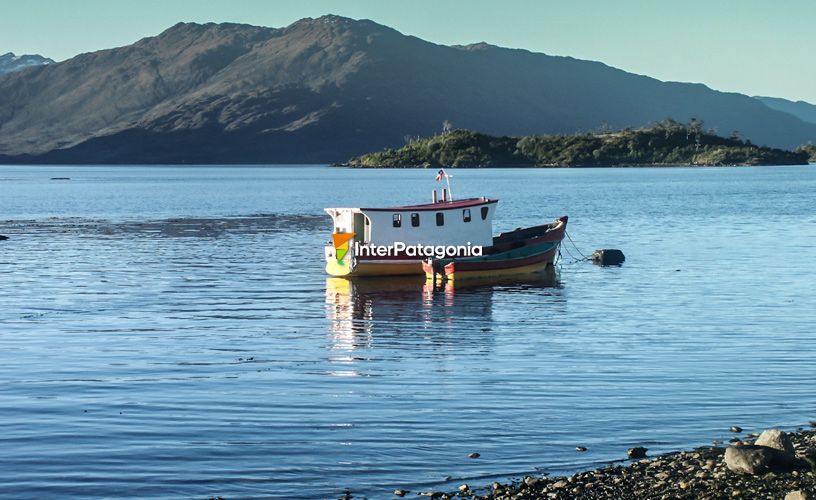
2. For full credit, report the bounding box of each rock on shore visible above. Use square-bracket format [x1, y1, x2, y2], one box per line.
[423, 428, 816, 499]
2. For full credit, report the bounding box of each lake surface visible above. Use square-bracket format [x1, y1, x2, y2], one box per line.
[1, 165, 815, 499]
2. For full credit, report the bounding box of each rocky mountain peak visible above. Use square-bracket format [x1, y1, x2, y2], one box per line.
[0, 51, 54, 74]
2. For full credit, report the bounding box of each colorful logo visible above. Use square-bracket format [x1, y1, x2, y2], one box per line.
[332, 232, 355, 264]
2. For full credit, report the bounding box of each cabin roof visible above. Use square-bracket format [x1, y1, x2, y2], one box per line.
[360, 197, 497, 212]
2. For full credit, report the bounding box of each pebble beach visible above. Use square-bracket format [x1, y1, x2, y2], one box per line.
[404, 427, 816, 500]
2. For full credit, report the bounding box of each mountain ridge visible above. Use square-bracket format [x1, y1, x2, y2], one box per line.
[755, 96, 816, 125]
[0, 52, 54, 74]
[1, 15, 815, 164]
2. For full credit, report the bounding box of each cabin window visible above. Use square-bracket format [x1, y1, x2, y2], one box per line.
[411, 213, 420, 227]
[481, 206, 489, 220]
[393, 214, 402, 227]
[463, 209, 471, 222]
[436, 212, 444, 226]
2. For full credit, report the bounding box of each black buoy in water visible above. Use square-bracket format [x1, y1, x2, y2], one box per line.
[592, 249, 625, 266]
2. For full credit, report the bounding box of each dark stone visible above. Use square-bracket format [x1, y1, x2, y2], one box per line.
[592, 249, 625, 266]
[576, 446, 588, 452]
[0, 235, 8, 240]
[468, 452, 480, 459]
[730, 426, 743, 433]
[627, 447, 648, 459]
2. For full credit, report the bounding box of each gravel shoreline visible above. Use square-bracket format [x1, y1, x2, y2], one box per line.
[405, 426, 816, 499]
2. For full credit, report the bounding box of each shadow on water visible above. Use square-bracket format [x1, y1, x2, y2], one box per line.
[0, 213, 327, 237]
[325, 268, 563, 353]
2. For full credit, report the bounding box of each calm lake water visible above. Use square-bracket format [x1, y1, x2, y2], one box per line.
[1, 165, 815, 499]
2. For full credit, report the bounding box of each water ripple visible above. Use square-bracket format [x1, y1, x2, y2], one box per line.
[1, 166, 816, 499]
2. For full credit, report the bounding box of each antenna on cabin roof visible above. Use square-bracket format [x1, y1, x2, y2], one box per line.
[434, 169, 453, 201]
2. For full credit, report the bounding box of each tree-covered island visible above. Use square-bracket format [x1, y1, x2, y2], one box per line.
[796, 144, 816, 162]
[343, 119, 809, 168]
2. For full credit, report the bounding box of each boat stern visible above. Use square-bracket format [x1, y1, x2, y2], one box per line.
[325, 243, 355, 277]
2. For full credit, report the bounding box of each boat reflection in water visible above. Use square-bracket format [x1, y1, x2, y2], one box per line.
[324, 267, 563, 357]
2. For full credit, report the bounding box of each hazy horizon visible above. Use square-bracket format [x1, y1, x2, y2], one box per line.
[2, 0, 815, 104]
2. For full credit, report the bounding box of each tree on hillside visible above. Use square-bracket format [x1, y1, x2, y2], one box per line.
[687, 118, 704, 149]
[657, 118, 682, 139]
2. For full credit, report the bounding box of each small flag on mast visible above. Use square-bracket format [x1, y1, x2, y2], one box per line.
[434, 168, 454, 200]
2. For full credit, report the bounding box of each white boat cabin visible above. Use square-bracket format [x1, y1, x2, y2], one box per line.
[325, 193, 497, 248]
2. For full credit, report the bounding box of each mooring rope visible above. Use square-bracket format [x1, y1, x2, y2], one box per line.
[563, 230, 592, 264]
[560, 240, 579, 261]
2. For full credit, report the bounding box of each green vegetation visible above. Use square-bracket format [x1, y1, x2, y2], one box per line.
[345, 119, 809, 167]
[795, 144, 816, 162]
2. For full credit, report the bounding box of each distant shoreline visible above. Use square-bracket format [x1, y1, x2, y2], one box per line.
[341, 162, 814, 169]
[344, 123, 810, 168]
[0, 162, 813, 168]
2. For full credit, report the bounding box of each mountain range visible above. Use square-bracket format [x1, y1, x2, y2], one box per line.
[0, 52, 53, 75]
[1, 15, 814, 164]
[755, 96, 816, 126]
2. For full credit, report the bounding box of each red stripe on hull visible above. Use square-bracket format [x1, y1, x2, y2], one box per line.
[361, 198, 497, 212]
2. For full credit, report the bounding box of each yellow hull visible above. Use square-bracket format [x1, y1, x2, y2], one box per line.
[326, 259, 424, 277]
[428, 259, 555, 282]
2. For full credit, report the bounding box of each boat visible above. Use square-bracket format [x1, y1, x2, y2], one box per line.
[324, 171, 567, 279]
[423, 216, 567, 282]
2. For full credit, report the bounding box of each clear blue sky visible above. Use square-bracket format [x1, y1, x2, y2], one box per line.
[3, 0, 814, 103]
